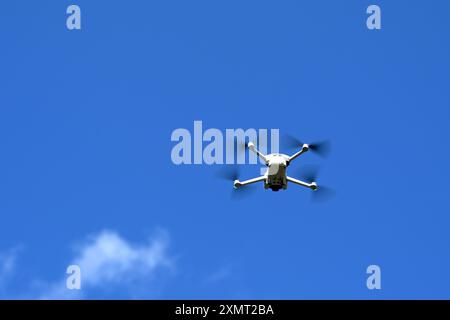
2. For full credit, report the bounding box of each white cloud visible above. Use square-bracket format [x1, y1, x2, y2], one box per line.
[0, 247, 26, 298]
[41, 230, 172, 299]
[0, 254, 15, 277]
[75, 230, 171, 286]
[0, 250, 18, 288]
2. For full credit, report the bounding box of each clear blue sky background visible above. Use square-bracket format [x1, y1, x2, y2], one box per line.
[1, 1, 450, 299]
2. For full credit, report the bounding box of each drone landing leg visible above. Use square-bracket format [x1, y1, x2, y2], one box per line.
[286, 176, 317, 190]
[247, 142, 268, 164]
[234, 176, 266, 189]
[288, 144, 309, 162]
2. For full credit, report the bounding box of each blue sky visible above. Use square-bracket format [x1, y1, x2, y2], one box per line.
[1, 0, 450, 299]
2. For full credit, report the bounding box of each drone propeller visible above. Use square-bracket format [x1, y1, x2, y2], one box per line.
[231, 185, 255, 199]
[297, 165, 335, 202]
[300, 165, 318, 183]
[232, 137, 249, 158]
[216, 165, 255, 199]
[216, 165, 240, 182]
[283, 134, 331, 158]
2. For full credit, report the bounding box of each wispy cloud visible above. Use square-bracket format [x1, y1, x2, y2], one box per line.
[0, 249, 19, 289]
[0, 246, 22, 298]
[40, 230, 173, 299]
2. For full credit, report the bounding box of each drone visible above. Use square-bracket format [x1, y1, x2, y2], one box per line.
[233, 140, 328, 192]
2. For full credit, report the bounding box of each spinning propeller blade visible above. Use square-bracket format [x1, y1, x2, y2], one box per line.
[298, 165, 335, 202]
[231, 185, 255, 199]
[308, 141, 331, 158]
[216, 165, 240, 182]
[283, 134, 303, 150]
[283, 134, 331, 158]
[232, 137, 249, 159]
[216, 165, 255, 199]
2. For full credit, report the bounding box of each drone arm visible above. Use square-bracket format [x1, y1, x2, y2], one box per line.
[288, 144, 309, 162]
[234, 175, 266, 189]
[286, 176, 317, 190]
[248, 142, 268, 164]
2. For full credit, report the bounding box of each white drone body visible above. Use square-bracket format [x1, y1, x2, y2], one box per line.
[233, 142, 318, 192]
